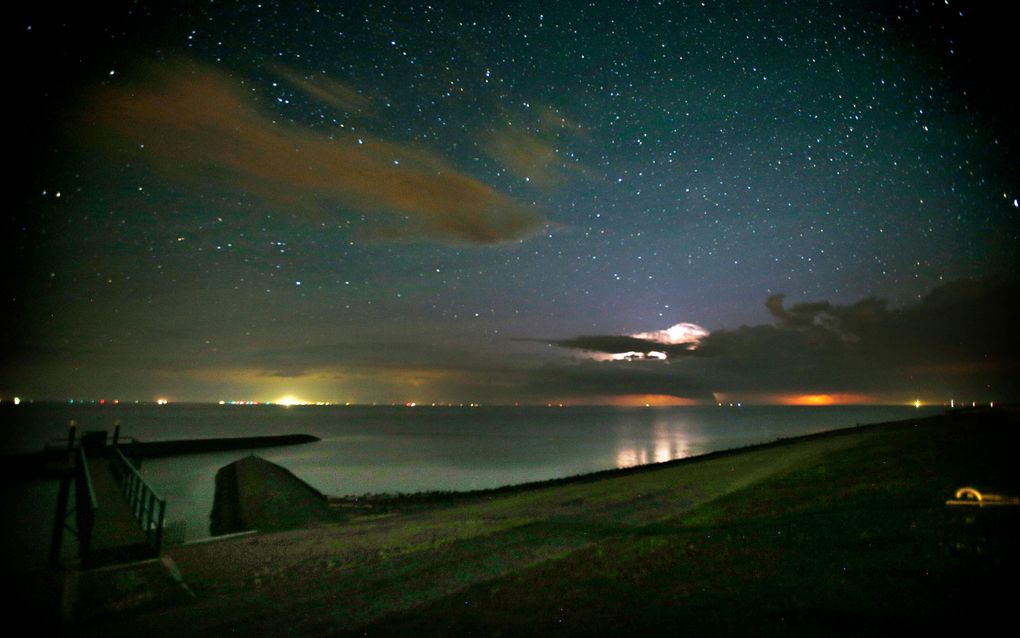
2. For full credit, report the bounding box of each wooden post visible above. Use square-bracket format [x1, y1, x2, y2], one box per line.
[66, 420, 77, 454]
[154, 499, 166, 553]
[112, 420, 121, 447]
[146, 492, 155, 534]
[49, 421, 78, 566]
[140, 486, 148, 521]
[48, 475, 71, 567]
[129, 474, 138, 512]
[132, 476, 141, 518]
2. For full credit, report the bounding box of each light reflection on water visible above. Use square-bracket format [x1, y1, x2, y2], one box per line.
[616, 418, 693, 468]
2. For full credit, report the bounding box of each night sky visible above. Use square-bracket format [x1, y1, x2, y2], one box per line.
[5, 0, 1018, 405]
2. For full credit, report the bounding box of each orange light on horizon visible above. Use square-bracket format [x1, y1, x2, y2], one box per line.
[775, 393, 873, 406]
[599, 394, 700, 407]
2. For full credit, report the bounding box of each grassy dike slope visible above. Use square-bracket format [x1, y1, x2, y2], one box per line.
[86, 409, 1018, 637]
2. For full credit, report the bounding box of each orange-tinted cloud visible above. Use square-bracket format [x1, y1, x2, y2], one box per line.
[480, 103, 591, 188]
[272, 64, 373, 114]
[536, 105, 587, 137]
[82, 60, 547, 244]
[482, 127, 566, 188]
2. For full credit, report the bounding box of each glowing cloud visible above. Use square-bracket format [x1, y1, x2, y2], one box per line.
[579, 322, 709, 361]
[631, 323, 710, 347]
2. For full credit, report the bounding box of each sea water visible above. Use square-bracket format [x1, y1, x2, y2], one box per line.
[2, 403, 938, 546]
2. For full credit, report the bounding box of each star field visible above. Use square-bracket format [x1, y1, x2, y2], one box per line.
[5, 0, 1018, 404]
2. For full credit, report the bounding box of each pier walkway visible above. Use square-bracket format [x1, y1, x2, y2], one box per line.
[50, 429, 167, 569]
[44, 426, 320, 569]
[80, 450, 160, 566]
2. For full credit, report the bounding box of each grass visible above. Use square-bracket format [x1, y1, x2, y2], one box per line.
[351, 410, 1018, 636]
[75, 409, 1019, 636]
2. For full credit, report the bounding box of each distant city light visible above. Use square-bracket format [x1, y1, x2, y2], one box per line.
[156, 398, 169, 405]
[13, 396, 20, 405]
[914, 399, 921, 408]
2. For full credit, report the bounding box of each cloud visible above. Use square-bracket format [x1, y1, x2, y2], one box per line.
[764, 293, 889, 339]
[552, 335, 694, 360]
[481, 128, 567, 188]
[550, 322, 709, 360]
[536, 105, 588, 137]
[548, 279, 1020, 402]
[80, 60, 547, 244]
[479, 103, 591, 189]
[631, 322, 710, 346]
[7, 274, 1016, 404]
[272, 64, 373, 114]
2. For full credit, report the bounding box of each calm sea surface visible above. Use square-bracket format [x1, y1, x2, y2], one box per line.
[2, 403, 937, 547]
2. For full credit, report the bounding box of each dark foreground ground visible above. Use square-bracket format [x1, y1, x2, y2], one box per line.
[15, 408, 1020, 636]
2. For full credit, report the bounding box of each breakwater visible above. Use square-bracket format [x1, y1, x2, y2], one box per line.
[210, 455, 337, 535]
[119, 434, 321, 458]
[0, 434, 321, 481]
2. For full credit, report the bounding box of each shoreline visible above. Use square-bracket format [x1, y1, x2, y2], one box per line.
[327, 407, 973, 508]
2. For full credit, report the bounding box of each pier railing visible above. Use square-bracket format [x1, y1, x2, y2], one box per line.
[110, 447, 167, 553]
[44, 435, 139, 456]
[75, 447, 99, 558]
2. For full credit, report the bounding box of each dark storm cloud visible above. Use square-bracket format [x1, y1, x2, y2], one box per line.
[80, 60, 548, 245]
[549, 278, 1020, 401]
[763, 293, 891, 339]
[550, 335, 698, 358]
